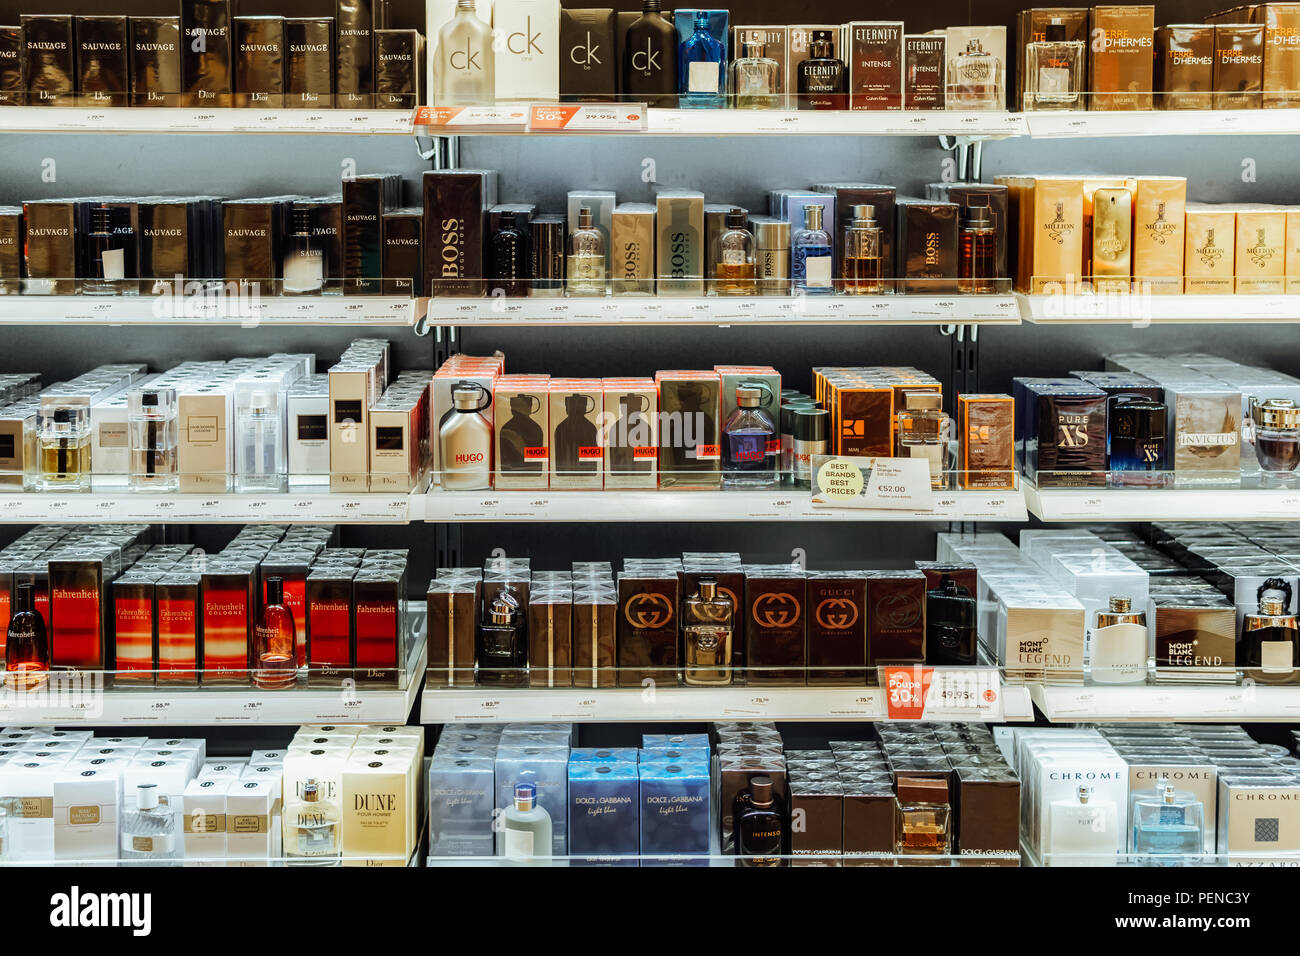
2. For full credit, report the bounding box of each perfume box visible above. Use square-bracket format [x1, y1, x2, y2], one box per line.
[904, 34, 945, 109]
[354, 568, 405, 684]
[807, 572, 867, 685]
[138, 200, 196, 291]
[374, 29, 423, 109]
[549, 378, 604, 490]
[344, 173, 401, 296]
[1214, 23, 1264, 109]
[716, 365, 780, 427]
[75, 15, 128, 108]
[528, 589, 573, 688]
[177, 381, 233, 493]
[569, 760, 638, 865]
[999, 175, 1084, 292]
[423, 170, 499, 297]
[226, 777, 279, 863]
[431, 354, 501, 481]
[926, 182, 1009, 280]
[1217, 776, 1300, 855]
[865, 570, 926, 669]
[180, 0, 233, 108]
[811, 183, 896, 280]
[49, 557, 109, 670]
[0, 205, 19, 291]
[0, 758, 68, 860]
[656, 370, 721, 488]
[53, 767, 120, 861]
[789, 777, 843, 863]
[896, 198, 959, 294]
[840, 775, 896, 858]
[494, 374, 550, 490]
[129, 16, 181, 108]
[1259, 3, 1300, 107]
[233, 16, 284, 108]
[1156, 25, 1213, 109]
[603, 378, 658, 489]
[304, 568, 356, 680]
[494, 746, 568, 856]
[639, 761, 710, 862]
[958, 393, 1015, 489]
[1013, 377, 1108, 484]
[0, 25, 22, 105]
[328, 353, 381, 492]
[1132, 176, 1186, 294]
[1236, 204, 1286, 293]
[946, 25, 1007, 110]
[287, 380, 329, 481]
[22, 200, 76, 296]
[494, 0, 559, 102]
[847, 22, 904, 110]
[1089, 5, 1155, 110]
[183, 776, 229, 862]
[572, 588, 616, 688]
[745, 567, 806, 686]
[654, 189, 705, 296]
[1125, 757, 1217, 852]
[734, 25, 787, 104]
[114, 574, 157, 682]
[1016, 9, 1089, 109]
[335, 0, 374, 109]
[200, 564, 253, 682]
[223, 199, 283, 285]
[560, 9, 616, 101]
[21, 15, 75, 106]
[369, 393, 423, 493]
[427, 754, 494, 858]
[616, 571, 678, 686]
[260, 553, 310, 666]
[612, 203, 656, 295]
[1184, 203, 1236, 294]
[156, 572, 200, 683]
[286, 17, 335, 109]
[952, 766, 1019, 857]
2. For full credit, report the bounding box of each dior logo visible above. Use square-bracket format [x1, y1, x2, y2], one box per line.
[1044, 202, 1074, 245]
[624, 591, 673, 629]
[507, 17, 543, 55]
[570, 31, 602, 66]
[449, 38, 482, 72]
[1197, 229, 1224, 267]
[631, 39, 660, 73]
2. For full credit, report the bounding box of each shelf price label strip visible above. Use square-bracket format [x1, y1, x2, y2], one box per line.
[884, 666, 1006, 721]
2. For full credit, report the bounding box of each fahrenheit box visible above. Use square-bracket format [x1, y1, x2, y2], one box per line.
[654, 189, 705, 296]
[549, 378, 604, 490]
[49, 557, 109, 670]
[494, 375, 550, 491]
[656, 370, 720, 489]
[201, 563, 254, 683]
[354, 568, 405, 685]
[180, 0, 232, 108]
[847, 22, 904, 109]
[603, 378, 658, 489]
[423, 170, 499, 297]
[616, 572, 678, 686]
[1184, 203, 1236, 294]
[1089, 5, 1155, 110]
[307, 566, 354, 684]
[114, 574, 157, 684]
[157, 572, 200, 684]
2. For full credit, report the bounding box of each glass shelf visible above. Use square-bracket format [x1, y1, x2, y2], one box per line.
[0, 294, 423, 328]
[427, 851, 1021, 866]
[1023, 476, 1300, 522]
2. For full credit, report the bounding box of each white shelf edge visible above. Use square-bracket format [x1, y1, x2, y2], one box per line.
[1028, 681, 1300, 722]
[0, 106, 414, 135]
[0, 490, 419, 524]
[1022, 478, 1300, 523]
[1025, 108, 1300, 138]
[0, 296, 421, 328]
[1020, 292, 1300, 325]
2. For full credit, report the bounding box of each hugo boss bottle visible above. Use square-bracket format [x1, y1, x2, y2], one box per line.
[440, 386, 492, 490]
[623, 0, 677, 108]
[489, 211, 528, 298]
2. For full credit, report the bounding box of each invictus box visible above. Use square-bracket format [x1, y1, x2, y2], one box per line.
[616, 572, 678, 686]
[344, 173, 401, 295]
[335, 0, 374, 109]
[286, 17, 335, 109]
[180, 0, 232, 108]
[130, 17, 182, 107]
[233, 15, 285, 108]
[745, 566, 806, 686]
[75, 15, 129, 108]
[21, 14, 75, 107]
[807, 571, 867, 685]
[423, 169, 499, 297]
[847, 21, 904, 110]
[560, 9, 616, 101]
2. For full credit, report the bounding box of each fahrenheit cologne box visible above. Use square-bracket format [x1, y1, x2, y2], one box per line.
[131, 17, 182, 107]
[233, 15, 285, 108]
[335, 0, 374, 109]
[616, 572, 678, 686]
[374, 29, 423, 109]
[847, 22, 904, 110]
[21, 15, 75, 107]
[734, 26, 788, 104]
[354, 569, 405, 684]
[654, 189, 705, 296]
[569, 761, 638, 865]
[494, 375, 550, 490]
[114, 574, 157, 683]
[1156, 25, 1213, 109]
[1214, 23, 1263, 109]
[1089, 5, 1155, 110]
[904, 34, 945, 109]
[603, 378, 658, 489]
[53, 767, 120, 861]
[0, 25, 23, 105]
[958, 393, 1015, 489]
[494, 0, 560, 102]
[865, 570, 926, 669]
[307, 566, 355, 683]
[382, 209, 423, 296]
[75, 15, 129, 108]
[807, 572, 867, 685]
[23, 200, 76, 296]
[561, 9, 616, 101]
[896, 198, 958, 294]
[1132, 176, 1186, 294]
[1235, 204, 1286, 293]
[528, 589, 572, 688]
[612, 203, 655, 295]
[180, 0, 233, 108]
[656, 370, 720, 488]
[286, 17, 335, 109]
[344, 173, 401, 295]
[423, 169, 499, 297]
[200, 563, 253, 683]
[745, 567, 806, 686]
[550, 378, 604, 489]
[49, 557, 109, 670]
[156, 572, 200, 684]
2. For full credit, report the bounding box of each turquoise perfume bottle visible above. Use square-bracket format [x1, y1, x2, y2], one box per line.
[1131, 783, 1203, 861]
[677, 11, 725, 108]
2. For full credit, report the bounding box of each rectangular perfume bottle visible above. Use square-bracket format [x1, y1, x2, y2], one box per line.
[1090, 186, 1132, 293]
[560, 8, 616, 101]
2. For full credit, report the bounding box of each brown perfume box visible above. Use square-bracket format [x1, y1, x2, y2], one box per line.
[1157, 25, 1214, 108]
[374, 28, 423, 109]
[287, 17, 335, 109]
[904, 34, 945, 110]
[223, 199, 282, 284]
[130, 17, 181, 107]
[423, 169, 499, 297]
[1235, 204, 1285, 293]
[335, 0, 373, 109]
[997, 175, 1084, 292]
[0, 207, 23, 291]
[549, 378, 604, 490]
[493, 375, 550, 490]
[848, 22, 904, 110]
[22, 200, 76, 295]
[425, 578, 477, 686]
[75, 15, 129, 108]
[1184, 203, 1236, 293]
[572, 591, 616, 689]
[1287, 209, 1300, 292]
[382, 209, 423, 296]
[1259, 3, 1300, 107]
[807, 572, 867, 685]
[1017, 9, 1089, 108]
[233, 16, 284, 108]
[1152, 598, 1236, 681]
[345, 172, 402, 295]
[926, 182, 1009, 280]
[561, 9, 617, 101]
[841, 780, 895, 856]
[180, 0, 232, 108]
[745, 570, 806, 686]
[528, 592, 573, 688]
[1132, 176, 1186, 294]
[301, 199, 343, 294]
[0, 25, 22, 105]
[865, 570, 926, 669]
[957, 393, 1015, 489]
[953, 767, 1020, 856]
[896, 198, 958, 293]
[788, 23, 840, 105]
[612, 202, 655, 295]
[616, 574, 678, 687]
[21, 14, 75, 107]
[1214, 23, 1264, 108]
[915, 561, 979, 597]
[719, 756, 788, 851]
[655, 370, 721, 489]
[831, 381, 893, 458]
[811, 183, 897, 281]
[1089, 5, 1155, 110]
[654, 188, 705, 296]
[790, 782, 843, 863]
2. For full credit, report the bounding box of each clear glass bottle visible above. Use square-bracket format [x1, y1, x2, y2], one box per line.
[682, 577, 733, 686]
[949, 38, 1001, 110]
[436, 0, 495, 106]
[796, 31, 845, 110]
[253, 576, 298, 689]
[722, 385, 777, 488]
[566, 206, 607, 297]
[958, 204, 996, 293]
[289, 778, 340, 865]
[1131, 783, 1204, 861]
[1090, 595, 1148, 685]
[622, 0, 677, 109]
[715, 208, 755, 295]
[925, 576, 977, 666]
[1023, 18, 1084, 110]
[1249, 398, 1300, 478]
[1110, 396, 1169, 488]
[792, 203, 833, 295]
[4, 583, 49, 691]
[841, 203, 884, 294]
[497, 781, 552, 865]
[128, 386, 179, 492]
[282, 207, 325, 296]
[730, 38, 780, 109]
[440, 386, 492, 490]
[489, 211, 528, 298]
[894, 775, 952, 855]
[235, 389, 283, 493]
[1240, 584, 1300, 685]
[677, 10, 725, 109]
[1047, 785, 1118, 866]
[36, 403, 91, 492]
[736, 775, 786, 866]
[121, 783, 178, 862]
[476, 583, 526, 686]
[82, 204, 132, 296]
[896, 390, 951, 489]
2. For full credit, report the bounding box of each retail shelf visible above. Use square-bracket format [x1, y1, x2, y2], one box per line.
[0, 106, 414, 135]
[1024, 108, 1300, 138]
[1028, 681, 1300, 722]
[1020, 292, 1300, 324]
[0, 295, 423, 327]
[421, 487, 1027, 522]
[424, 294, 1021, 326]
[1022, 478, 1300, 522]
[0, 490, 417, 524]
[428, 851, 1020, 866]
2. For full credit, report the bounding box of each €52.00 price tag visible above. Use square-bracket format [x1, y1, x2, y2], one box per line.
[811, 456, 934, 511]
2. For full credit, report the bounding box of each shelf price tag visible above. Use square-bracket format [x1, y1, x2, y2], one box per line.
[413, 105, 528, 129]
[810, 455, 935, 511]
[884, 665, 933, 720]
[925, 668, 1004, 720]
[528, 103, 647, 132]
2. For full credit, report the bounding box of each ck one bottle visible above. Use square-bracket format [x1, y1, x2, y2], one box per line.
[436, 0, 495, 106]
[283, 207, 325, 295]
[730, 38, 780, 109]
[4, 583, 49, 691]
[958, 204, 996, 294]
[714, 208, 756, 295]
[121, 784, 178, 862]
[623, 0, 677, 108]
[83, 205, 132, 296]
[477, 583, 527, 686]
[253, 576, 298, 689]
[489, 212, 528, 298]
[736, 775, 786, 866]
[722, 385, 777, 488]
[841, 204, 884, 294]
[682, 577, 733, 686]
[440, 386, 493, 490]
[796, 31, 846, 109]
[497, 781, 552, 865]
[1090, 596, 1148, 684]
[566, 207, 607, 296]
[1023, 18, 1084, 110]
[289, 779, 340, 865]
[677, 10, 725, 109]
[791, 203, 833, 295]
[1240, 581, 1300, 684]
[37, 403, 91, 492]
[1131, 783, 1204, 861]
[129, 386, 179, 492]
[1046, 785, 1118, 866]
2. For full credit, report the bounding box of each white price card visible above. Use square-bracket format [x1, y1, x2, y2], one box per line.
[923, 668, 1005, 721]
[528, 103, 647, 132]
[810, 455, 935, 510]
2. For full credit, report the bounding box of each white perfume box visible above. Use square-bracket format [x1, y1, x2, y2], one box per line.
[492, 0, 560, 101]
[226, 778, 280, 865]
[90, 390, 132, 476]
[250, 750, 286, 766]
[92, 736, 148, 751]
[183, 776, 229, 866]
[288, 391, 330, 482]
[240, 763, 282, 785]
[53, 767, 121, 860]
[0, 756, 70, 859]
[198, 760, 248, 779]
[123, 757, 195, 816]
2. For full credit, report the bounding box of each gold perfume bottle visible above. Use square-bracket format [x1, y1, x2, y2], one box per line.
[682, 577, 733, 686]
[894, 775, 952, 855]
[36, 402, 91, 492]
[1091, 187, 1132, 294]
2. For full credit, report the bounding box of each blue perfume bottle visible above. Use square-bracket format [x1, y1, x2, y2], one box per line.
[639, 759, 711, 865]
[1131, 783, 1203, 861]
[792, 203, 834, 295]
[676, 10, 726, 108]
[568, 760, 640, 866]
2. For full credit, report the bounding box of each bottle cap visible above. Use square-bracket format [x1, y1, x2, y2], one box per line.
[736, 385, 763, 407]
[1253, 398, 1300, 429]
[750, 216, 790, 250]
[13, 582, 33, 614]
[136, 783, 160, 810]
[292, 207, 313, 235]
[1109, 596, 1131, 613]
[725, 207, 748, 230]
[780, 399, 817, 435]
[453, 387, 482, 410]
[513, 781, 537, 811]
[902, 389, 943, 412]
[803, 203, 825, 232]
[266, 575, 285, 606]
[1162, 784, 1177, 804]
[578, 206, 593, 230]
[1046, 17, 1067, 42]
[1114, 395, 1167, 439]
[749, 774, 774, 807]
[963, 204, 992, 227]
[850, 204, 877, 225]
[487, 584, 521, 626]
[91, 205, 113, 234]
[741, 38, 765, 59]
[499, 211, 516, 230]
[699, 578, 717, 601]
[1262, 597, 1286, 616]
[793, 407, 828, 443]
[1077, 785, 1092, 804]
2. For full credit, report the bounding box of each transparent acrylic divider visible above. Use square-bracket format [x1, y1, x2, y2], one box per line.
[1032, 469, 1277, 491]
[427, 851, 1020, 867]
[439, 276, 1016, 300]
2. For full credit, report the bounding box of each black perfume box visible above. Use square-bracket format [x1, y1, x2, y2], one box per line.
[616, 573, 679, 687]
[21, 15, 76, 107]
[76, 16, 129, 108]
[807, 571, 867, 685]
[0, 25, 22, 105]
[298, 198, 343, 294]
[865, 570, 927, 670]
[1069, 370, 1164, 405]
[560, 8, 617, 101]
[422, 169, 500, 297]
[811, 182, 897, 280]
[374, 29, 422, 109]
[382, 209, 423, 296]
[1012, 377, 1108, 485]
[286, 17, 334, 109]
[223, 199, 284, 285]
[925, 182, 1010, 280]
[22, 200, 77, 295]
[130, 16, 181, 107]
[180, 0, 232, 108]
[335, 0, 374, 109]
[233, 16, 285, 108]
[896, 197, 959, 294]
[343, 174, 401, 295]
[77, 200, 140, 290]
[744, 568, 807, 686]
[138, 199, 199, 290]
[0, 207, 22, 292]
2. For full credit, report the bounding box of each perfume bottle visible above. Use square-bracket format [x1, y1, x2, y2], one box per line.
[796, 31, 845, 110]
[1240, 581, 1300, 684]
[677, 11, 725, 109]
[894, 775, 952, 855]
[1023, 18, 1083, 110]
[926, 576, 977, 666]
[253, 576, 297, 689]
[736, 774, 786, 866]
[82, 205, 130, 296]
[896, 390, 951, 489]
[121, 784, 177, 861]
[499, 394, 544, 477]
[623, 0, 677, 108]
[128, 386, 179, 492]
[440, 386, 492, 491]
[722, 385, 777, 488]
[497, 781, 552, 865]
[436, 0, 495, 106]
[714, 208, 756, 296]
[235, 390, 284, 493]
[791, 407, 828, 489]
[949, 38, 1001, 110]
[1131, 783, 1204, 861]
[283, 207, 325, 295]
[731, 38, 780, 109]
[1109, 396, 1168, 488]
[1047, 785, 1118, 866]
[958, 204, 996, 293]
[489, 212, 528, 298]
[289, 778, 340, 865]
[529, 216, 565, 298]
[841, 203, 884, 295]
[477, 583, 526, 686]
[4, 583, 49, 691]
[682, 577, 734, 686]
[792, 203, 833, 295]
[566, 206, 607, 297]
[1249, 398, 1300, 477]
[1090, 595, 1148, 685]
[37, 403, 91, 492]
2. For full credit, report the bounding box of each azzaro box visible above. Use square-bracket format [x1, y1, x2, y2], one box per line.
[233, 15, 285, 108]
[560, 9, 616, 101]
[75, 15, 129, 108]
[904, 34, 945, 109]
[807, 571, 867, 685]
[423, 169, 499, 297]
[344, 173, 401, 295]
[180, 0, 233, 108]
[745, 566, 806, 686]
[1156, 25, 1213, 109]
[335, 0, 374, 109]
[374, 29, 423, 109]
[1184, 203, 1236, 294]
[616, 571, 678, 686]
[1217, 776, 1300, 856]
[286, 17, 335, 109]
[0, 25, 23, 105]
[847, 22, 904, 110]
[21, 15, 75, 106]
[1214, 23, 1263, 109]
[1089, 5, 1155, 110]
[656, 370, 720, 488]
